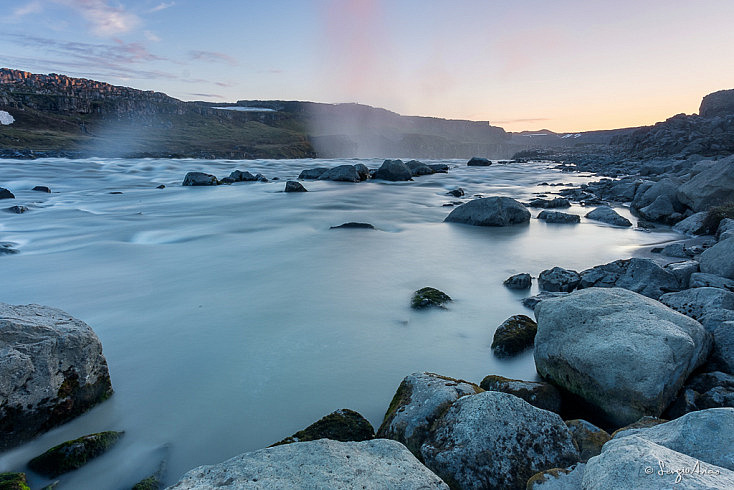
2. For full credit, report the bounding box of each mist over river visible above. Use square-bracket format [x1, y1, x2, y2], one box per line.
[0, 158, 682, 488]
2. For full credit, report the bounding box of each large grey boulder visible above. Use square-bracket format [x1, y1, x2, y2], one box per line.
[689, 272, 734, 290]
[664, 260, 699, 288]
[639, 194, 678, 223]
[677, 155, 734, 212]
[182, 172, 219, 186]
[583, 435, 734, 489]
[298, 167, 328, 179]
[353, 163, 370, 180]
[534, 288, 712, 427]
[614, 408, 734, 470]
[376, 373, 480, 458]
[631, 177, 682, 211]
[699, 237, 734, 279]
[659, 287, 734, 323]
[317, 165, 361, 182]
[584, 206, 632, 227]
[0, 303, 113, 450]
[167, 439, 448, 489]
[710, 322, 734, 374]
[373, 159, 413, 181]
[673, 211, 710, 235]
[444, 197, 530, 227]
[578, 258, 680, 300]
[538, 267, 581, 292]
[405, 160, 435, 176]
[420, 391, 579, 490]
[718, 218, 734, 240]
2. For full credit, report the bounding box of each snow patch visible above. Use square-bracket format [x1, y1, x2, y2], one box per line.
[0, 111, 14, 125]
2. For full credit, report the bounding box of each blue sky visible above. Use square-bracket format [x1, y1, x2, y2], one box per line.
[2, 0, 734, 131]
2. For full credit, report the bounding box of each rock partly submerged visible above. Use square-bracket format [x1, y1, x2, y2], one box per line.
[373, 159, 413, 181]
[272, 409, 374, 446]
[28, 431, 123, 478]
[182, 172, 219, 186]
[444, 196, 530, 227]
[411, 287, 452, 309]
[491, 315, 537, 357]
[503, 272, 532, 289]
[283, 181, 307, 192]
[537, 210, 580, 223]
[578, 257, 679, 300]
[0, 303, 113, 450]
[584, 206, 632, 227]
[167, 439, 449, 489]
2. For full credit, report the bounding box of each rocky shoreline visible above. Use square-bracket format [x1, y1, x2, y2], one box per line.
[1, 152, 733, 489]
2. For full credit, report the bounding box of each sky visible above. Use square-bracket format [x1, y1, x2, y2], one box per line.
[1, 0, 734, 132]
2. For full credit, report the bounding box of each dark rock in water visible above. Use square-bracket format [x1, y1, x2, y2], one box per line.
[428, 163, 449, 173]
[317, 165, 361, 182]
[660, 242, 691, 258]
[411, 287, 452, 309]
[479, 375, 561, 413]
[272, 409, 374, 446]
[28, 431, 124, 477]
[131, 446, 168, 490]
[31, 186, 51, 193]
[227, 170, 261, 182]
[405, 160, 435, 176]
[467, 157, 491, 166]
[444, 196, 530, 227]
[156, 184, 165, 189]
[503, 273, 531, 290]
[585, 206, 632, 227]
[522, 291, 568, 309]
[539, 267, 581, 292]
[491, 315, 537, 357]
[6, 205, 28, 214]
[109, 191, 123, 195]
[373, 159, 413, 181]
[578, 258, 679, 299]
[0, 303, 113, 451]
[537, 210, 580, 223]
[377, 372, 480, 459]
[565, 419, 611, 462]
[298, 167, 328, 180]
[420, 391, 579, 490]
[0, 243, 19, 255]
[272, 177, 280, 181]
[354, 163, 370, 181]
[446, 187, 464, 198]
[219, 177, 236, 184]
[330, 222, 375, 230]
[182, 171, 219, 186]
[254, 173, 268, 182]
[0, 472, 29, 489]
[0, 188, 15, 199]
[284, 181, 307, 193]
[528, 197, 571, 209]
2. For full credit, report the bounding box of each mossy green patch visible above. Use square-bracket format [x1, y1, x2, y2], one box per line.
[0, 473, 30, 490]
[702, 202, 734, 235]
[380, 379, 414, 429]
[272, 409, 374, 446]
[491, 315, 537, 357]
[131, 475, 160, 490]
[411, 287, 452, 309]
[28, 431, 124, 478]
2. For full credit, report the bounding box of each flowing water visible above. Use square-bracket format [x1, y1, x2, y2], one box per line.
[0, 158, 681, 488]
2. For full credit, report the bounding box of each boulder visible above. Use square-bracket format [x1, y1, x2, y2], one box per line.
[490, 315, 537, 357]
[639, 194, 678, 223]
[0, 188, 14, 199]
[6, 205, 28, 214]
[582, 435, 734, 489]
[284, 181, 307, 193]
[631, 178, 682, 212]
[0, 472, 29, 489]
[665, 371, 734, 417]
[538, 267, 581, 292]
[660, 242, 692, 259]
[606, 179, 639, 201]
[664, 260, 699, 289]
[429, 163, 449, 173]
[405, 160, 435, 176]
[479, 375, 561, 413]
[710, 322, 734, 374]
[467, 157, 491, 166]
[376, 373, 481, 458]
[528, 197, 571, 209]
[611, 416, 668, 438]
[272, 409, 374, 446]
[420, 391, 579, 489]
[28, 431, 123, 477]
[330, 222, 375, 230]
[522, 292, 568, 310]
[31, 186, 51, 193]
[317, 165, 361, 182]
[444, 197, 530, 227]
[584, 206, 632, 227]
[373, 159, 413, 181]
[167, 439, 449, 489]
[182, 172, 219, 186]
[677, 155, 734, 211]
[534, 288, 712, 427]
[659, 287, 734, 322]
[718, 218, 734, 240]
[411, 287, 451, 309]
[565, 419, 611, 462]
[298, 167, 328, 180]
[537, 210, 580, 223]
[354, 163, 370, 181]
[700, 89, 734, 117]
[0, 303, 113, 450]
[673, 211, 710, 235]
[527, 464, 585, 489]
[446, 187, 464, 198]
[689, 272, 734, 290]
[699, 237, 734, 279]
[0, 243, 19, 255]
[503, 272, 531, 289]
[227, 170, 258, 182]
[578, 258, 680, 300]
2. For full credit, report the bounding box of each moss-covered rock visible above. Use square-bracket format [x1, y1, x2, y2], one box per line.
[28, 431, 124, 477]
[610, 416, 667, 438]
[131, 475, 161, 490]
[480, 374, 561, 413]
[272, 409, 374, 446]
[0, 473, 30, 490]
[411, 287, 452, 309]
[565, 419, 611, 462]
[491, 314, 537, 357]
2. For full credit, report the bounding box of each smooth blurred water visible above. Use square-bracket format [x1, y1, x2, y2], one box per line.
[0, 158, 681, 488]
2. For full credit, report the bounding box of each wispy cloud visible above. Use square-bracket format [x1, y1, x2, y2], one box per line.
[148, 1, 175, 13]
[52, 0, 140, 36]
[189, 50, 238, 66]
[188, 92, 224, 99]
[144, 30, 161, 42]
[13, 1, 44, 18]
